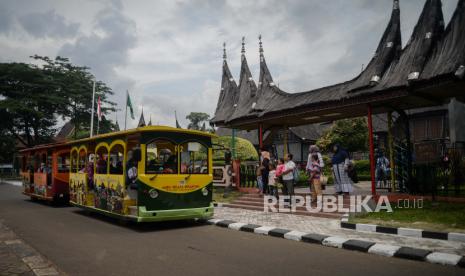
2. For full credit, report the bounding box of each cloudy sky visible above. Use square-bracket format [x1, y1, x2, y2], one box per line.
[0, 0, 459, 128]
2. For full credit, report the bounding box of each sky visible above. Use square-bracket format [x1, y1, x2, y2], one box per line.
[0, 0, 459, 129]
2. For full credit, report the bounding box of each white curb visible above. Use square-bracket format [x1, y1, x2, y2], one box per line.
[322, 236, 349, 248]
[356, 224, 377, 232]
[284, 231, 308, 241]
[426, 252, 462, 266]
[368, 244, 401, 257]
[448, 232, 465, 243]
[207, 219, 222, 225]
[254, 226, 276, 235]
[398, 227, 422, 238]
[228, 222, 247, 231]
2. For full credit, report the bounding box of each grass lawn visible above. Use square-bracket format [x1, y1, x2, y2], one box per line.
[213, 187, 244, 203]
[351, 200, 465, 233]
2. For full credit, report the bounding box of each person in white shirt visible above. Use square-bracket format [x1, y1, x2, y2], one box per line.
[282, 153, 296, 198]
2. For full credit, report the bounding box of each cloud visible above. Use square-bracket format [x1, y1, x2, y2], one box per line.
[0, 0, 460, 129]
[18, 9, 80, 38]
[58, 0, 137, 125]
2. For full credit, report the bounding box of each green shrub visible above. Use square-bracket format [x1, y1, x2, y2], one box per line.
[213, 136, 259, 161]
[354, 160, 370, 175]
[295, 170, 309, 186]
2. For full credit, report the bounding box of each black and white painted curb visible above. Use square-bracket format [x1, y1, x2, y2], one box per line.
[204, 218, 465, 268]
[340, 214, 465, 243]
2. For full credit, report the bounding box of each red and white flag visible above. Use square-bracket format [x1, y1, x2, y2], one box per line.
[97, 96, 102, 121]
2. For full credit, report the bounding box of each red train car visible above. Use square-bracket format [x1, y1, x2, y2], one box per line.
[19, 143, 70, 203]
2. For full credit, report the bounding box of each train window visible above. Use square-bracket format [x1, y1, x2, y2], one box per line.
[34, 154, 40, 171]
[71, 150, 78, 173]
[146, 140, 178, 174]
[78, 149, 86, 172]
[96, 146, 109, 174]
[180, 142, 208, 174]
[109, 144, 124, 175]
[57, 153, 70, 173]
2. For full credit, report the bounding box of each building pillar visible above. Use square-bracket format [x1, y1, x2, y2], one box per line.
[231, 129, 236, 160]
[259, 124, 263, 150]
[283, 126, 289, 157]
[387, 111, 396, 191]
[367, 105, 376, 196]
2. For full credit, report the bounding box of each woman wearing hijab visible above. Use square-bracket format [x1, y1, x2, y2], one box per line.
[260, 149, 271, 195]
[331, 144, 353, 195]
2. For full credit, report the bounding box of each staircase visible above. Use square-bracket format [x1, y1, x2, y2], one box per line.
[222, 193, 358, 219]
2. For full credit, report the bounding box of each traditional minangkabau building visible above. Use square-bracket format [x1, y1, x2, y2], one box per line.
[211, 0, 465, 195]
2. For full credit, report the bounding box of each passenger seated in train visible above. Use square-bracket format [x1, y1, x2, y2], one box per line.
[87, 154, 95, 189]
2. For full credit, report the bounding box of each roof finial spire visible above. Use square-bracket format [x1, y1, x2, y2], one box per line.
[241, 36, 245, 55]
[259, 34, 263, 55]
[393, 0, 399, 10]
[223, 42, 227, 61]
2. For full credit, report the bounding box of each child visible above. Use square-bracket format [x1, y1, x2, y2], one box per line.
[308, 153, 322, 202]
[268, 163, 278, 198]
[275, 158, 285, 195]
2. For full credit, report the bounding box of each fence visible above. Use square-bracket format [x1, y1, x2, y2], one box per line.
[239, 161, 258, 188]
[409, 144, 465, 197]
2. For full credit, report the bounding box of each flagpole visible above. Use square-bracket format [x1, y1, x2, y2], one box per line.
[90, 80, 96, 137]
[124, 90, 128, 130]
[97, 96, 101, 135]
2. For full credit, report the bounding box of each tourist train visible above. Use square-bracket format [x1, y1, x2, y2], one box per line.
[19, 126, 215, 222]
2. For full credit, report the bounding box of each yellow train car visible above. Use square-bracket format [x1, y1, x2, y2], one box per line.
[68, 126, 215, 222]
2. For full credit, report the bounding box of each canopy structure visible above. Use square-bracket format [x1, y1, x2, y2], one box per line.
[211, 0, 465, 196]
[211, 0, 465, 130]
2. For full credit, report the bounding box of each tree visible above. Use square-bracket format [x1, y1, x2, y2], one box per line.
[0, 56, 116, 150]
[186, 112, 210, 130]
[316, 118, 368, 152]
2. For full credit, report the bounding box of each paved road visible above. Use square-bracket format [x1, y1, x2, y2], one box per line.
[0, 182, 462, 276]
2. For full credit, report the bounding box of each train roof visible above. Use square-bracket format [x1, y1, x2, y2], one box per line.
[68, 125, 217, 145]
[20, 126, 217, 153]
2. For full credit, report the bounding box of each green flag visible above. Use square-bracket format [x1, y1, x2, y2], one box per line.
[127, 91, 135, 120]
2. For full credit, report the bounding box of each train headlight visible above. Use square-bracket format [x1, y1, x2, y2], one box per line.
[202, 187, 209, 196]
[149, 189, 159, 199]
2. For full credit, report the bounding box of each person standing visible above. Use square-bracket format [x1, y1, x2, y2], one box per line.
[306, 145, 324, 170]
[331, 144, 353, 195]
[260, 149, 270, 195]
[268, 163, 278, 199]
[375, 150, 390, 188]
[282, 153, 296, 204]
[308, 154, 322, 202]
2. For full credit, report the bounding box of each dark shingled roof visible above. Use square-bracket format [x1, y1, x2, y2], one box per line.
[373, 0, 444, 89]
[211, 46, 239, 125]
[55, 121, 75, 141]
[347, 0, 402, 92]
[421, 0, 465, 79]
[228, 39, 258, 122]
[212, 0, 465, 129]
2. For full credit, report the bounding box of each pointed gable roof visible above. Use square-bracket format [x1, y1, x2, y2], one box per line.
[211, 43, 239, 124]
[421, 0, 465, 79]
[348, 0, 402, 91]
[138, 108, 146, 127]
[253, 35, 290, 113]
[376, 0, 444, 88]
[228, 37, 258, 122]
